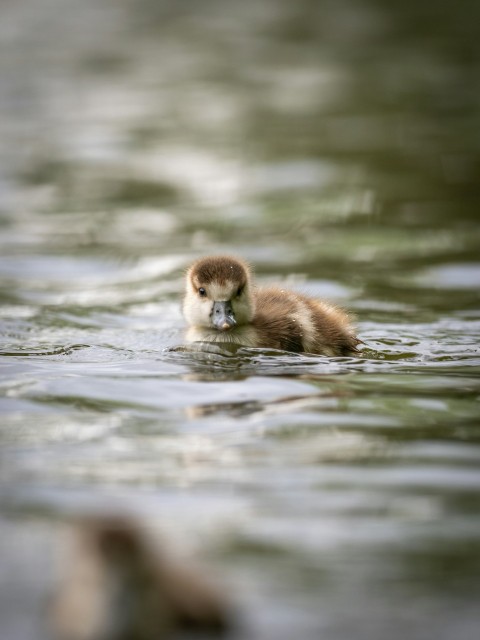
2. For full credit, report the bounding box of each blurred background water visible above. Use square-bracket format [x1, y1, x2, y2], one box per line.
[1, 0, 479, 638]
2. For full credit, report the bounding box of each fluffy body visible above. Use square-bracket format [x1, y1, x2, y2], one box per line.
[183, 255, 360, 356]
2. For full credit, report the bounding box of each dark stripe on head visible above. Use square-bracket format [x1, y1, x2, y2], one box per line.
[190, 256, 249, 287]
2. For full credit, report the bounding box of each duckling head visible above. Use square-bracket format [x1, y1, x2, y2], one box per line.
[184, 255, 255, 333]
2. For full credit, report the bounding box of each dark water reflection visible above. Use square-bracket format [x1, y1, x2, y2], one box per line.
[1, 0, 480, 639]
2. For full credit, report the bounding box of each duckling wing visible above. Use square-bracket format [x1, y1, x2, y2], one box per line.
[301, 296, 360, 356]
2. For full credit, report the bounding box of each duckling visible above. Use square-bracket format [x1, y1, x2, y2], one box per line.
[51, 516, 232, 640]
[183, 255, 360, 356]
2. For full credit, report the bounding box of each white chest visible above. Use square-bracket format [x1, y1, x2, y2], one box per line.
[185, 325, 258, 347]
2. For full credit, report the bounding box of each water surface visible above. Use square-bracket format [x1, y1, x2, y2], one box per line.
[1, 1, 479, 639]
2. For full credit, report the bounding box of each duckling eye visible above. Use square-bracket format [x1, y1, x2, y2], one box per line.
[237, 286, 243, 297]
[198, 287, 207, 297]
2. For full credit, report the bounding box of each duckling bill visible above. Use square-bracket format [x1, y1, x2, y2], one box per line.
[183, 255, 360, 356]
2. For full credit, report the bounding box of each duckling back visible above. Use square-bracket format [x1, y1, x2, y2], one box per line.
[253, 287, 359, 356]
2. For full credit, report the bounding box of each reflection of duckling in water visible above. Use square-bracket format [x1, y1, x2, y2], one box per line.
[51, 516, 231, 640]
[184, 255, 360, 356]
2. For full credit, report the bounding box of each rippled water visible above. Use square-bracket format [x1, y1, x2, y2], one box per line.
[1, 0, 480, 639]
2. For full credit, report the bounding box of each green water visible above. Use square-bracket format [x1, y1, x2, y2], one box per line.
[1, 1, 479, 638]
